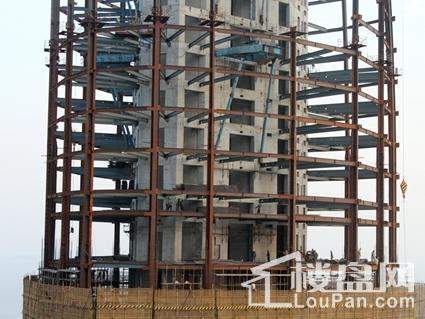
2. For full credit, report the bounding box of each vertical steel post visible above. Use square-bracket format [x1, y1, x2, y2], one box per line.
[385, 0, 397, 263]
[204, 0, 216, 289]
[148, 0, 161, 289]
[350, 0, 360, 262]
[342, 0, 351, 261]
[78, 1, 89, 261]
[376, 0, 386, 263]
[44, 0, 60, 269]
[341, 0, 349, 70]
[112, 120, 123, 287]
[113, 221, 121, 287]
[288, 27, 297, 254]
[79, 0, 97, 288]
[60, 0, 75, 270]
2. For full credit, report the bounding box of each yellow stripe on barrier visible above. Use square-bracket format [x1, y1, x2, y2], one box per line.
[96, 303, 272, 312]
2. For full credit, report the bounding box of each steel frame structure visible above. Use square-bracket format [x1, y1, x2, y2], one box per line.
[43, 0, 398, 289]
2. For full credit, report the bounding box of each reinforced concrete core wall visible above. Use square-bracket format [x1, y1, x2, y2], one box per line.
[130, 0, 309, 274]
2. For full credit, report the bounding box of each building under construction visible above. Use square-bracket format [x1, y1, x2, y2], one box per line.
[23, 0, 425, 318]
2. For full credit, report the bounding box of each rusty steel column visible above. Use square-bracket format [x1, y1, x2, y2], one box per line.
[288, 27, 297, 254]
[113, 221, 121, 288]
[350, 0, 360, 262]
[79, 0, 97, 288]
[112, 113, 123, 287]
[44, 0, 60, 269]
[385, 0, 397, 263]
[376, 0, 386, 263]
[59, 0, 75, 270]
[148, 0, 161, 289]
[204, 0, 216, 289]
[342, 0, 351, 261]
[78, 1, 89, 261]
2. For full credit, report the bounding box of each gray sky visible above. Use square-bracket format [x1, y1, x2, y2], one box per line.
[0, 0, 424, 317]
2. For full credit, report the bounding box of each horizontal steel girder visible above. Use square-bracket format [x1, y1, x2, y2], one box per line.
[308, 101, 377, 116]
[66, 166, 134, 180]
[308, 169, 376, 181]
[308, 135, 377, 151]
[308, 68, 378, 84]
[53, 193, 388, 212]
[56, 131, 131, 149]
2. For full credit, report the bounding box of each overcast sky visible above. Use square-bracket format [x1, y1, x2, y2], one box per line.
[0, 0, 424, 317]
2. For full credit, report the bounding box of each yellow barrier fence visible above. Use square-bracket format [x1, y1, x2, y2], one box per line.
[23, 277, 425, 319]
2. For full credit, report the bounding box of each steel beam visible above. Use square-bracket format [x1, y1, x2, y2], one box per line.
[385, 0, 397, 263]
[288, 28, 297, 254]
[204, 0, 216, 289]
[147, 0, 162, 289]
[112, 221, 120, 288]
[59, 0, 74, 270]
[349, 0, 360, 262]
[260, 60, 277, 153]
[376, 0, 385, 263]
[215, 62, 242, 149]
[308, 101, 377, 116]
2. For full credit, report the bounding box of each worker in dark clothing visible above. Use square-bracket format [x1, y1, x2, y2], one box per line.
[251, 250, 256, 262]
